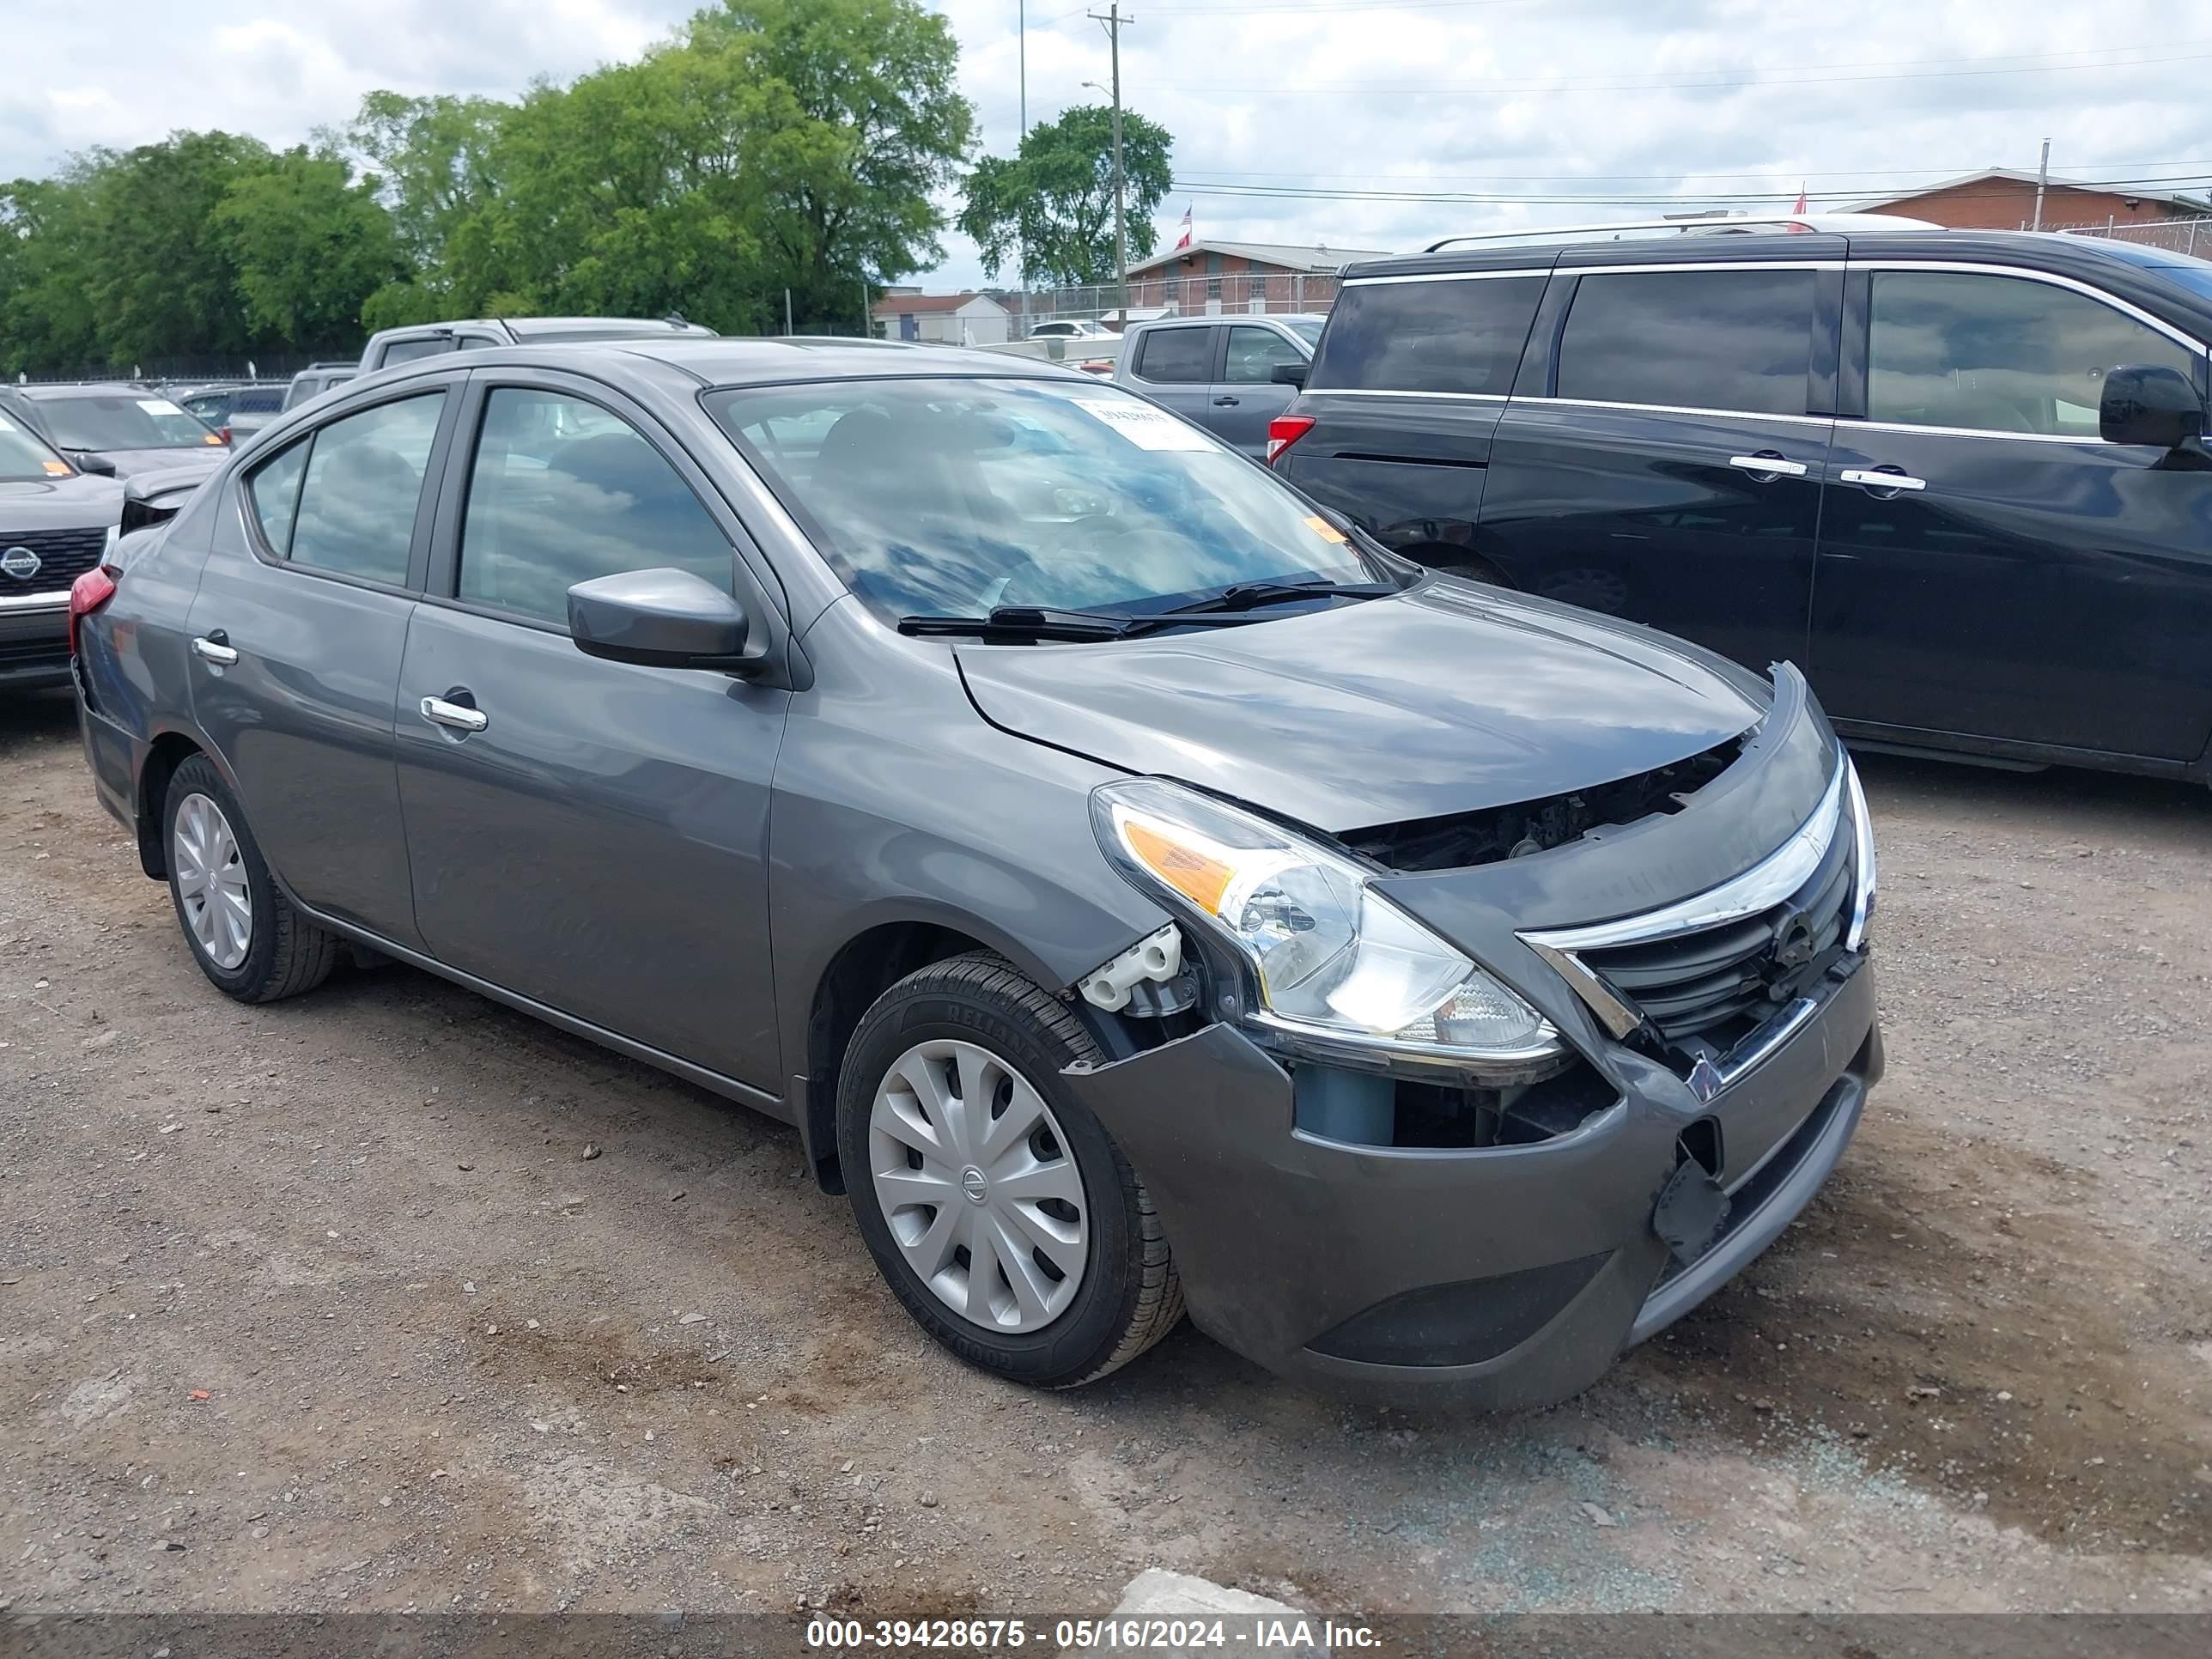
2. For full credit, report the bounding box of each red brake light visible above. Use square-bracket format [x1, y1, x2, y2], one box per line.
[69, 566, 118, 657]
[1266, 414, 1316, 466]
[218, 426, 233, 444]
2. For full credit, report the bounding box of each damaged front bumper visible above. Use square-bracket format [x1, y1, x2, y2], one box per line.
[1066, 954, 1880, 1408]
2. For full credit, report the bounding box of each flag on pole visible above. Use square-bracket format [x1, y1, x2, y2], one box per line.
[1174, 205, 1193, 250]
[1792, 182, 1808, 214]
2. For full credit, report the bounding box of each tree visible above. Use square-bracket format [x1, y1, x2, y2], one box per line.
[336, 91, 508, 324]
[694, 0, 975, 326]
[82, 131, 276, 362]
[959, 105, 1174, 289]
[213, 149, 403, 351]
[0, 175, 102, 374]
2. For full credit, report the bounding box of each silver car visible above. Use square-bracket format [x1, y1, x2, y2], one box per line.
[72, 338, 1881, 1407]
[1115, 314, 1324, 456]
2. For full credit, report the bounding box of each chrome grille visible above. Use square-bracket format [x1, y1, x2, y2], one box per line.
[0, 525, 107, 588]
[1577, 827, 1852, 1042]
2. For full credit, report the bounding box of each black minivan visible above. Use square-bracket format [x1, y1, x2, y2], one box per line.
[1271, 228, 2212, 782]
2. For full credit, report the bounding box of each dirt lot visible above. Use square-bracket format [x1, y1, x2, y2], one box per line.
[3, 685, 2209, 1618]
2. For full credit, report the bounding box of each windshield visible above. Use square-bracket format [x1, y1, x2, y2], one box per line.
[707, 376, 1380, 622]
[1285, 318, 1324, 347]
[37, 392, 222, 453]
[0, 411, 74, 482]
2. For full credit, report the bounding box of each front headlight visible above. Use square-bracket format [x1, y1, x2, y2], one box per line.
[1091, 778, 1565, 1070]
[1843, 753, 1877, 950]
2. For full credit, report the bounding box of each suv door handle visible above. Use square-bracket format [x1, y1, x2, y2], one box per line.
[1727, 453, 1809, 478]
[191, 632, 239, 666]
[1212, 395, 1241, 406]
[1839, 466, 1927, 494]
[420, 694, 488, 734]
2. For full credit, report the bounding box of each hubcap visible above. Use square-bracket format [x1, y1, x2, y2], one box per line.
[867, 1038, 1089, 1333]
[173, 793, 252, 970]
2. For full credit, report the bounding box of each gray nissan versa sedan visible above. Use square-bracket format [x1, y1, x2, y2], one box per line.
[70, 338, 1881, 1407]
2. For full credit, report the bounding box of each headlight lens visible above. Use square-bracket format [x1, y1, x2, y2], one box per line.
[1843, 752, 1877, 950]
[1091, 778, 1563, 1064]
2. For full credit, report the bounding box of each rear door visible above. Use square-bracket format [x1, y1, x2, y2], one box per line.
[1811, 263, 2212, 759]
[1477, 247, 1842, 672]
[1122, 325, 1220, 428]
[1209, 324, 1306, 457]
[1273, 269, 1547, 571]
[392, 370, 791, 1089]
[185, 380, 462, 946]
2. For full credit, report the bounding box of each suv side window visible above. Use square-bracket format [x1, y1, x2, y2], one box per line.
[379, 337, 453, 366]
[1223, 325, 1304, 384]
[457, 388, 733, 626]
[1556, 268, 1814, 416]
[281, 393, 445, 585]
[1133, 326, 1212, 384]
[1308, 276, 1543, 395]
[1867, 270, 2203, 438]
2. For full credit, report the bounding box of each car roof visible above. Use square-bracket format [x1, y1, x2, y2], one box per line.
[16, 381, 151, 400]
[512, 335, 1080, 387]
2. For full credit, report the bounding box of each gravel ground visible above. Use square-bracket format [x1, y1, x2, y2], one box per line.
[2, 685, 2208, 1618]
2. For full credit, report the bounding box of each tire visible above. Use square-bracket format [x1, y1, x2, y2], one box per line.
[161, 754, 339, 1004]
[837, 951, 1182, 1388]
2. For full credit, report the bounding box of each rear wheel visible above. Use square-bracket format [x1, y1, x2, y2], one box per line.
[162, 755, 338, 1004]
[837, 952, 1182, 1387]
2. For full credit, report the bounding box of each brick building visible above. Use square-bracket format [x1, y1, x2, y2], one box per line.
[1121, 240, 1393, 316]
[1856, 168, 2209, 231]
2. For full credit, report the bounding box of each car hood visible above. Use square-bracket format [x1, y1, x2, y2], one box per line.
[88, 447, 226, 478]
[955, 580, 1767, 833]
[0, 473, 126, 529]
[124, 458, 222, 501]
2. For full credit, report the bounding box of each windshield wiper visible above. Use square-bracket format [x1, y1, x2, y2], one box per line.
[897, 605, 1268, 642]
[1162, 577, 1401, 617]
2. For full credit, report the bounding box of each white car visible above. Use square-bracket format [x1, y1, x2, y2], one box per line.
[1029, 320, 1113, 340]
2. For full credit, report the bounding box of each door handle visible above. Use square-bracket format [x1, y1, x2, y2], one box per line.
[420, 695, 488, 734]
[1839, 466, 1927, 493]
[191, 633, 239, 666]
[1727, 453, 1809, 478]
[1212, 395, 1241, 406]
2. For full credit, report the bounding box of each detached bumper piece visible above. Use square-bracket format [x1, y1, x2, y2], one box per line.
[1066, 957, 1879, 1409]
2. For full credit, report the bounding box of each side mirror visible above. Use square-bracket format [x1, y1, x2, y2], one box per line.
[568, 567, 762, 673]
[70, 451, 118, 477]
[2100, 363, 2203, 449]
[1270, 361, 1309, 388]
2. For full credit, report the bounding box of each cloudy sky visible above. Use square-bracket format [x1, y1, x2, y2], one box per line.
[7, 0, 2210, 290]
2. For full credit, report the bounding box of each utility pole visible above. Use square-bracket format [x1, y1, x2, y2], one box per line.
[1018, 1, 1029, 340]
[2032, 137, 2050, 233]
[1088, 3, 1133, 323]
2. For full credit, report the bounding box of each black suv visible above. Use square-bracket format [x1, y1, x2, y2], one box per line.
[1272, 228, 2212, 782]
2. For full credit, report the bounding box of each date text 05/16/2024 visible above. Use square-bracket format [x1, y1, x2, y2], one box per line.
[803, 1617, 1382, 1650]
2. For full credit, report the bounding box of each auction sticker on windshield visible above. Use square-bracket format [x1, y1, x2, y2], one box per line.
[1072, 397, 1213, 452]
[137, 398, 185, 416]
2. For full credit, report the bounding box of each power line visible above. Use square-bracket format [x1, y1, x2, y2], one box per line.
[1166, 171, 2212, 207]
[1170, 160, 2212, 185]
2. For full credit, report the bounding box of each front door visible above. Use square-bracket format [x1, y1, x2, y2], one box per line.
[392, 377, 791, 1089]
[1125, 325, 1220, 429]
[1810, 265, 2212, 760]
[1210, 324, 1304, 458]
[1479, 258, 1837, 672]
[185, 385, 457, 946]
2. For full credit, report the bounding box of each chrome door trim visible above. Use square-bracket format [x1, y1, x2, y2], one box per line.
[1296, 388, 1510, 404]
[1838, 467, 1927, 491]
[1340, 268, 1552, 288]
[1515, 396, 1833, 428]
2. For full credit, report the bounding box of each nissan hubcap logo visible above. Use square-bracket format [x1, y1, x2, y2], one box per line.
[959, 1166, 989, 1205]
[0, 546, 39, 580]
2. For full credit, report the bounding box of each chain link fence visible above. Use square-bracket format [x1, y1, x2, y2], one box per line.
[994, 269, 1349, 336]
[11, 355, 323, 389]
[2045, 216, 2212, 256]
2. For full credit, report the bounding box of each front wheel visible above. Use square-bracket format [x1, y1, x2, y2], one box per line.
[836, 952, 1182, 1387]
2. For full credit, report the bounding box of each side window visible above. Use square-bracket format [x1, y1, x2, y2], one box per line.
[1223, 325, 1305, 385]
[1555, 269, 1815, 416]
[457, 388, 732, 627]
[1134, 327, 1212, 384]
[246, 438, 310, 555]
[1867, 270, 2203, 438]
[286, 393, 445, 586]
[1308, 276, 1544, 395]
[378, 337, 453, 366]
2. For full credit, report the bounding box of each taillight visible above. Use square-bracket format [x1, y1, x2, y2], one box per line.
[1078, 359, 1114, 375]
[218, 425, 233, 444]
[69, 566, 118, 657]
[1266, 414, 1316, 466]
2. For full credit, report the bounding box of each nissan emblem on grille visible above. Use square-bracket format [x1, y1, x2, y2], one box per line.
[1, 546, 41, 580]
